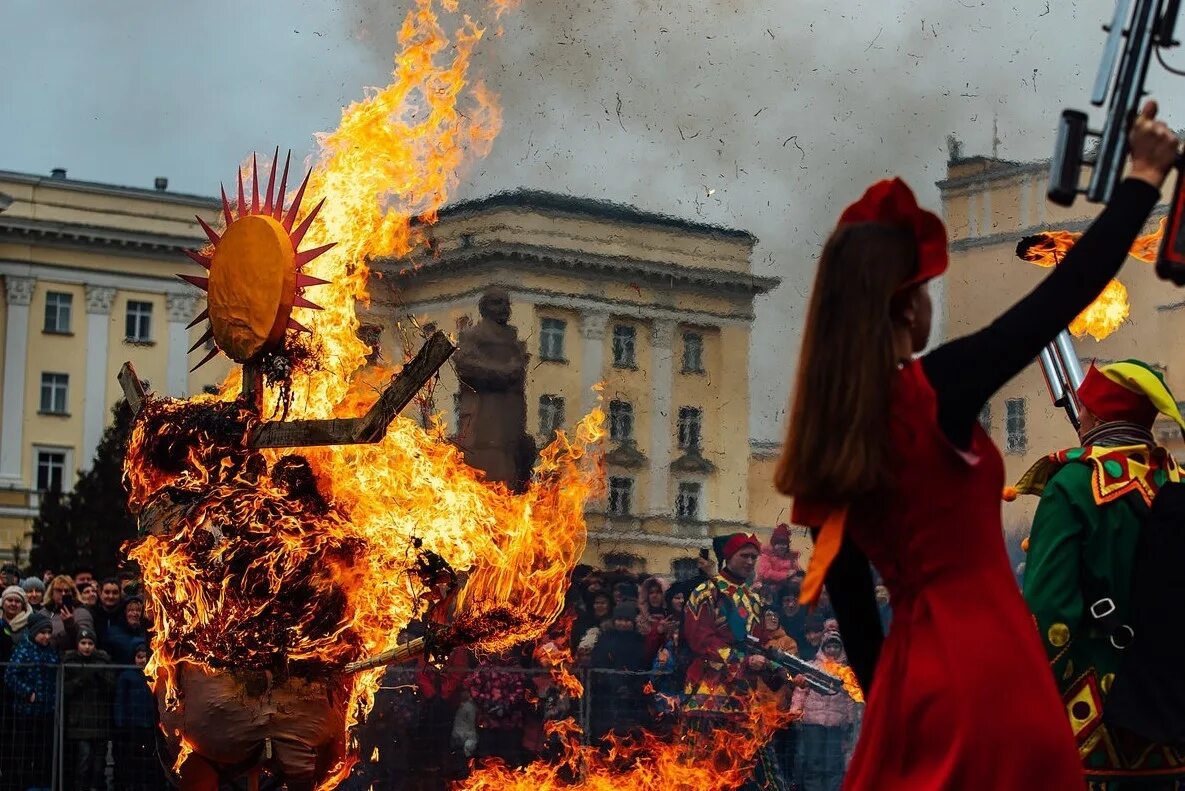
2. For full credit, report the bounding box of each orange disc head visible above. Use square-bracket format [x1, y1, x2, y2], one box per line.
[208, 214, 297, 363]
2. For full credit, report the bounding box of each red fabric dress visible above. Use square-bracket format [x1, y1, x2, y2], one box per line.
[800, 361, 1083, 789]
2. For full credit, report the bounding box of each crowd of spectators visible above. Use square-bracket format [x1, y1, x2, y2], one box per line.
[0, 529, 880, 791]
[0, 564, 160, 791]
[346, 525, 877, 791]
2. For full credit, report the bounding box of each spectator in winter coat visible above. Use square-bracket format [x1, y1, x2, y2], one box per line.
[761, 607, 799, 657]
[589, 602, 650, 742]
[0, 564, 17, 589]
[105, 596, 148, 663]
[5, 612, 59, 790]
[636, 576, 673, 659]
[42, 574, 95, 653]
[573, 591, 613, 661]
[114, 643, 163, 791]
[63, 628, 113, 791]
[757, 524, 801, 592]
[798, 614, 827, 661]
[1, 585, 33, 663]
[778, 583, 809, 650]
[21, 576, 45, 609]
[90, 578, 124, 648]
[790, 626, 859, 791]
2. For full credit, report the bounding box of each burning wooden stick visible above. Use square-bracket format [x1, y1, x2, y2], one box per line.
[343, 636, 426, 674]
[117, 330, 456, 448]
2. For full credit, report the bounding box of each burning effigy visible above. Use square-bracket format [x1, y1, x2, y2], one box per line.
[114, 2, 605, 788]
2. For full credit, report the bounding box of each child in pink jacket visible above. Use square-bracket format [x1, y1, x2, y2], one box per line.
[756, 524, 800, 592]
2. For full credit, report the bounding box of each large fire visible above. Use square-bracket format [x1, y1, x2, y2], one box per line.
[458, 698, 795, 791]
[1017, 221, 1164, 341]
[122, 0, 605, 787]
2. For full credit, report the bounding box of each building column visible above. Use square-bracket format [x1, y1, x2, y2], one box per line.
[81, 286, 116, 473]
[646, 319, 676, 515]
[166, 293, 201, 397]
[579, 312, 608, 415]
[0, 276, 35, 486]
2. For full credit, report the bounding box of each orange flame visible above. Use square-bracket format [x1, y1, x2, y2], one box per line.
[122, 1, 607, 788]
[820, 659, 864, 704]
[460, 697, 793, 791]
[1016, 228, 1152, 341]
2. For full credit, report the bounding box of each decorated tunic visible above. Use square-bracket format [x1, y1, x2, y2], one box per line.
[681, 572, 763, 718]
[1020, 444, 1185, 783]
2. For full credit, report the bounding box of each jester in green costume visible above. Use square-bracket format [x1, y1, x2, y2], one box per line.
[1017, 359, 1185, 789]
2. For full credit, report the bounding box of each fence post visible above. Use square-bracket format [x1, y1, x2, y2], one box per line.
[54, 662, 64, 791]
[581, 668, 591, 745]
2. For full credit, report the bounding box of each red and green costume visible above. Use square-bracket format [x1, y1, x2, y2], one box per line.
[1019, 360, 1185, 786]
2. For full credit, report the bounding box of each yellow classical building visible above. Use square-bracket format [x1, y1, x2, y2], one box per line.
[0, 171, 786, 574]
[938, 151, 1180, 538]
[372, 190, 782, 575]
[0, 168, 230, 560]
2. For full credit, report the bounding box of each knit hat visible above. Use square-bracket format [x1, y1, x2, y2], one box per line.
[21, 577, 45, 593]
[712, 532, 761, 568]
[2, 585, 27, 606]
[1078, 360, 1185, 431]
[27, 611, 52, 636]
[613, 602, 639, 620]
[77, 628, 97, 644]
[771, 523, 791, 545]
[1, 563, 18, 578]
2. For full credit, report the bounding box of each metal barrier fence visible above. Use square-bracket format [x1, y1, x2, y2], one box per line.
[1, 663, 860, 791]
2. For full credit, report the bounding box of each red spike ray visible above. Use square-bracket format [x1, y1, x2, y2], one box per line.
[273, 151, 292, 221]
[237, 165, 246, 220]
[295, 242, 336, 270]
[282, 169, 313, 232]
[287, 318, 312, 334]
[195, 216, 221, 246]
[190, 347, 221, 372]
[186, 308, 209, 330]
[290, 197, 326, 248]
[177, 274, 209, 291]
[263, 147, 279, 215]
[183, 249, 211, 270]
[250, 153, 260, 215]
[188, 328, 214, 354]
[219, 185, 234, 227]
[292, 294, 324, 310]
[295, 272, 331, 288]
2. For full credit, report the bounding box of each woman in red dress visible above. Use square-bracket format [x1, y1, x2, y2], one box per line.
[775, 101, 1180, 789]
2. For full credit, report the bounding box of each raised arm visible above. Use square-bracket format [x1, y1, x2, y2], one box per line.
[923, 102, 1179, 448]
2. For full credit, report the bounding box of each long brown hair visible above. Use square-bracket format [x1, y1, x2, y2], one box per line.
[775, 223, 918, 504]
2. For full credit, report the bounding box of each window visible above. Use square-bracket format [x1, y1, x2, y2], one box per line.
[539, 394, 565, 436]
[612, 325, 636, 368]
[677, 406, 702, 451]
[39, 373, 68, 414]
[125, 300, 153, 342]
[676, 481, 702, 521]
[44, 292, 72, 333]
[671, 557, 700, 581]
[1006, 398, 1027, 454]
[608, 400, 634, 442]
[608, 476, 634, 516]
[36, 449, 67, 492]
[682, 332, 704, 373]
[540, 318, 566, 361]
[978, 402, 992, 434]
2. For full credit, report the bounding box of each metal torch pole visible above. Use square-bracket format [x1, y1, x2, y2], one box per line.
[1037, 329, 1085, 429]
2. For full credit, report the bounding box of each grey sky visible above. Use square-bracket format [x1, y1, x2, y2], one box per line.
[3, 0, 1168, 440]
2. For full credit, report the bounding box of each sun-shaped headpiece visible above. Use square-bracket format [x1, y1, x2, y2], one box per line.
[180, 149, 334, 369]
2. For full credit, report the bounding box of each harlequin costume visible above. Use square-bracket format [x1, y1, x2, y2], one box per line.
[790, 177, 1165, 789]
[682, 532, 787, 791]
[1017, 360, 1185, 787]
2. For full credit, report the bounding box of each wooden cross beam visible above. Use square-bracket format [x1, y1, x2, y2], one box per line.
[117, 330, 456, 449]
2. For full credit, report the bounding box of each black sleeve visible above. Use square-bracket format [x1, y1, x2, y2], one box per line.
[819, 530, 882, 692]
[923, 178, 1161, 448]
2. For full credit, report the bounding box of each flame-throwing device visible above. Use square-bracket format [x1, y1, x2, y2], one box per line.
[1047, 0, 1185, 284]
